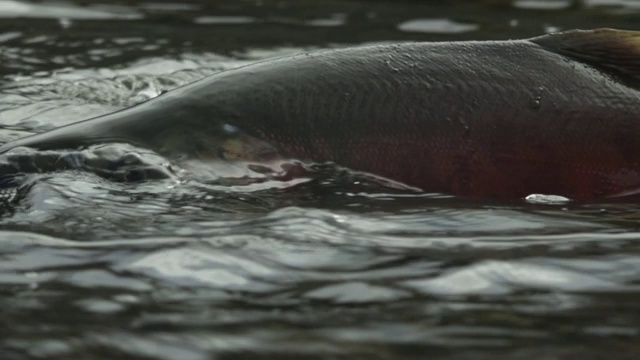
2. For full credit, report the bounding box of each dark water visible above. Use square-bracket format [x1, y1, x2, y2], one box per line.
[2, 1, 640, 359]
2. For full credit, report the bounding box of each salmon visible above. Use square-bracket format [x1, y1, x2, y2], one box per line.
[1, 28, 640, 200]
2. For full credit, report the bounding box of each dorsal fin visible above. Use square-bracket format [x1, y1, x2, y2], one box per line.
[529, 28, 640, 80]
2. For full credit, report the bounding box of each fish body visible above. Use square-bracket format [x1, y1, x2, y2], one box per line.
[2, 29, 640, 199]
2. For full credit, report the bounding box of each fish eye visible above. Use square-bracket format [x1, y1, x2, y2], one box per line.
[222, 124, 239, 135]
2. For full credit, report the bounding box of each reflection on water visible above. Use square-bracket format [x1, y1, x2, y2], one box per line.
[0, 0, 142, 20]
[1, 0, 640, 359]
[397, 19, 479, 33]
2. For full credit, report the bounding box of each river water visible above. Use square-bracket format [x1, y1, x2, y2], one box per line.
[1, 0, 640, 359]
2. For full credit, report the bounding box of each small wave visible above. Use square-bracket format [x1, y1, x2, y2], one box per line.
[404, 259, 627, 296]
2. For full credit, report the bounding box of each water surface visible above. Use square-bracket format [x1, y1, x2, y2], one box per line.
[2, 1, 640, 359]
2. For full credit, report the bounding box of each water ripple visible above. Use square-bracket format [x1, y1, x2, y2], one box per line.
[2, 1, 640, 359]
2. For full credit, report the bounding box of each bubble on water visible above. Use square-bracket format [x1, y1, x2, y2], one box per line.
[525, 193, 571, 204]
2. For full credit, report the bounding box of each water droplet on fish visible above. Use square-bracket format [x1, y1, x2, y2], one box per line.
[457, 118, 470, 135]
[385, 59, 400, 72]
[531, 87, 545, 109]
[531, 98, 541, 109]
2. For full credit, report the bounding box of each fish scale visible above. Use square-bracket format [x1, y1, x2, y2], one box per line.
[2, 29, 640, 200]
